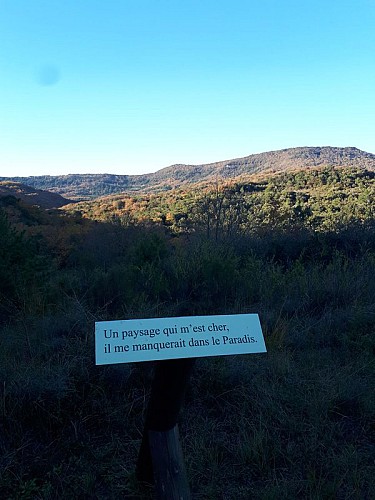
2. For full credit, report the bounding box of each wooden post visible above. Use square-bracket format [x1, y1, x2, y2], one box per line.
[149, 425, 191, 500]
[136, 358, 195, 497]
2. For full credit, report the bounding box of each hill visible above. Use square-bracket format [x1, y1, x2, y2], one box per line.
[63, 165, 375, 235]
[0, 181, 73, 208]
[1, 146, 374, 199]
[148, 145, 375, 184]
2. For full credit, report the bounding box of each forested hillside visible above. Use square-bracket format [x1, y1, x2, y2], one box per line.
[64, 166, 375, 235]
[1, 146, 375, 199]
[0, 181, 73, 208]
[1, 167, 374, 498]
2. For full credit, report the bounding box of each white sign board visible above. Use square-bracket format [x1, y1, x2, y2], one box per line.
[95, 314, 266, 365]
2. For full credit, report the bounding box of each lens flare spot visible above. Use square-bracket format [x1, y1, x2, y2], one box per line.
[36, 65, 61, 86]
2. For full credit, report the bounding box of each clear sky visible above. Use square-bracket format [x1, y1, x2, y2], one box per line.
[1, 0, 375, 177]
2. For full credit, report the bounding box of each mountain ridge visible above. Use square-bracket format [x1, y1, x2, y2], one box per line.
[1, 146, 374, 199]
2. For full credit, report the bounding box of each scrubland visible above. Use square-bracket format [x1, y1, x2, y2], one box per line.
[1, 167, 374, 499]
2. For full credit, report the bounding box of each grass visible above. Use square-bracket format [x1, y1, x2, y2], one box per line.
[1, 216, 375, 498]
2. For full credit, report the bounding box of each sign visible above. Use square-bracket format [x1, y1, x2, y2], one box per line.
[95, 314, 266, 365]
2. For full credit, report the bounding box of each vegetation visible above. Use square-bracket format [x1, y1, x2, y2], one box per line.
[65, 166, 375, 235]
[1, 146, 374, 200]
[0, 167, 374, 498]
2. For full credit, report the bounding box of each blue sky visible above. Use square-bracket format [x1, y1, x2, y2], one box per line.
[1, 0, 375, 176]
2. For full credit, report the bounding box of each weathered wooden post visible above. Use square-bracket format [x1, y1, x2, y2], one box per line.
[136, 358, 195, 498]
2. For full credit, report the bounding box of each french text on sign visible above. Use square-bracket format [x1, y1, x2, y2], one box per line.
[95, 314, 266, 365]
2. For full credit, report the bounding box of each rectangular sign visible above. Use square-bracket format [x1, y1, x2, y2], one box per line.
[95, 314, 266, 365]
